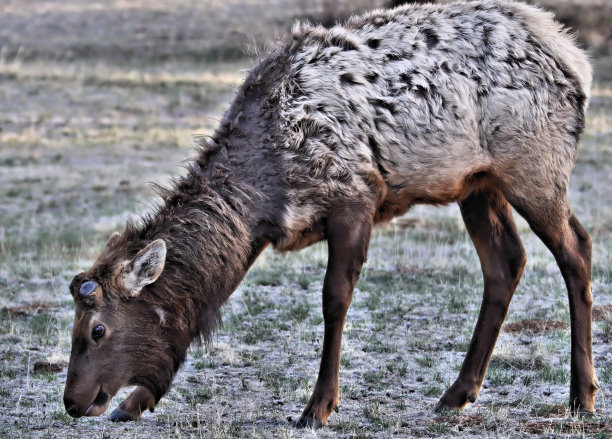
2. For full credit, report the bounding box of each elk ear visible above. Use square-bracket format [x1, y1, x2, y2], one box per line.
[103, 231, 121, 252]
[122, 239, 166, 296]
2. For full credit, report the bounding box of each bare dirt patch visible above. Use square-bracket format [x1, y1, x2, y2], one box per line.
[33, 361, 63, 373]
[593, 305, 612, 321]
[1, 303, 57, 317]
[392, 217, 420, 231]
[503, 320, 569, 334]
[530, 404, 568, 418]
[524, 420, 612, 435]
[434, 413, 485, 428]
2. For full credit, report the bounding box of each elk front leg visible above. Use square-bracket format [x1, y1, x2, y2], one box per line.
[296, 214, 372, 428]
[109, 386, 156, 422]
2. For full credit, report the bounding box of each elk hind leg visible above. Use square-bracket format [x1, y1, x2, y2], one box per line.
[506, 193, 597, 415]
[436, 189, 526, 411]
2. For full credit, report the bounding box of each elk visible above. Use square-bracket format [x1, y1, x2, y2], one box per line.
[63, 0, 597, 427]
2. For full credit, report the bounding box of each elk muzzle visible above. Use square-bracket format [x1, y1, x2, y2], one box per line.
[63, 385, 110, 418]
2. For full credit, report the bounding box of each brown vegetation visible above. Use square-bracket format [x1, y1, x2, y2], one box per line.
[503, 320, 569, 334]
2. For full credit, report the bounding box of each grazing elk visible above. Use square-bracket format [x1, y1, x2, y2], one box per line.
[63, 0, 597, 427]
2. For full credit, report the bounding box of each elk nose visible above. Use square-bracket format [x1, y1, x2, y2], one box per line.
[64, 397, 79, 418]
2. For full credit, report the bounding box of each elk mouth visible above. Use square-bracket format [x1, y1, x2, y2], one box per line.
[83, 386, 110, 417]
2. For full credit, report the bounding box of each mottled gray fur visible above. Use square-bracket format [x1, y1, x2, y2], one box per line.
[272, 0, 590, 247]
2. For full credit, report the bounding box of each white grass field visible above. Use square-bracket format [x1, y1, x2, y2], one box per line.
[1, 1, 611, 438]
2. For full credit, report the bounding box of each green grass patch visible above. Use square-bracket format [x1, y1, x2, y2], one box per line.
[537, 364, 569, 384]
[0, 365, 18, 379]
[363, 369, 385, 384]
[362, 402, 396, 428]
[280, 300, 310, 323]
[487, 366, 517, 386]
[193, 358, 216, 370]
[416, 354, 436, 368]
[423, 384, 444, 397]
[239, 319, 276, 344]
[32, 370, 58, 382]
[246, 268, 283, 286]
[427, 421, 454, 436]
[51, 409, 74, 424]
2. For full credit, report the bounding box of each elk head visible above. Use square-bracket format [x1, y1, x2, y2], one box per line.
[63, 233, 173, 418]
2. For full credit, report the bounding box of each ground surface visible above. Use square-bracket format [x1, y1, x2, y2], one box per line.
[1, 1, 612, 438]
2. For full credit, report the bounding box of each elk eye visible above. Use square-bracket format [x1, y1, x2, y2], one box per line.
[92, 325, 106, 341]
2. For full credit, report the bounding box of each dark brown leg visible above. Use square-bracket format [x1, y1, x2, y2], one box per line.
[296, 212, 372, 428]
[109, 386, 156, 422]
[509, 199, 597, 414]
[436, 190, 526, 411]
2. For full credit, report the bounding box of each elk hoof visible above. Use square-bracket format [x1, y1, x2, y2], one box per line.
[435, 381, 479, 413]
[109, 408, 135, 422]
[433, 402, 451, 414]
[294, 414, 323, 429]
[570, 407, 595, 419]
[434, 395, 475, 413]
